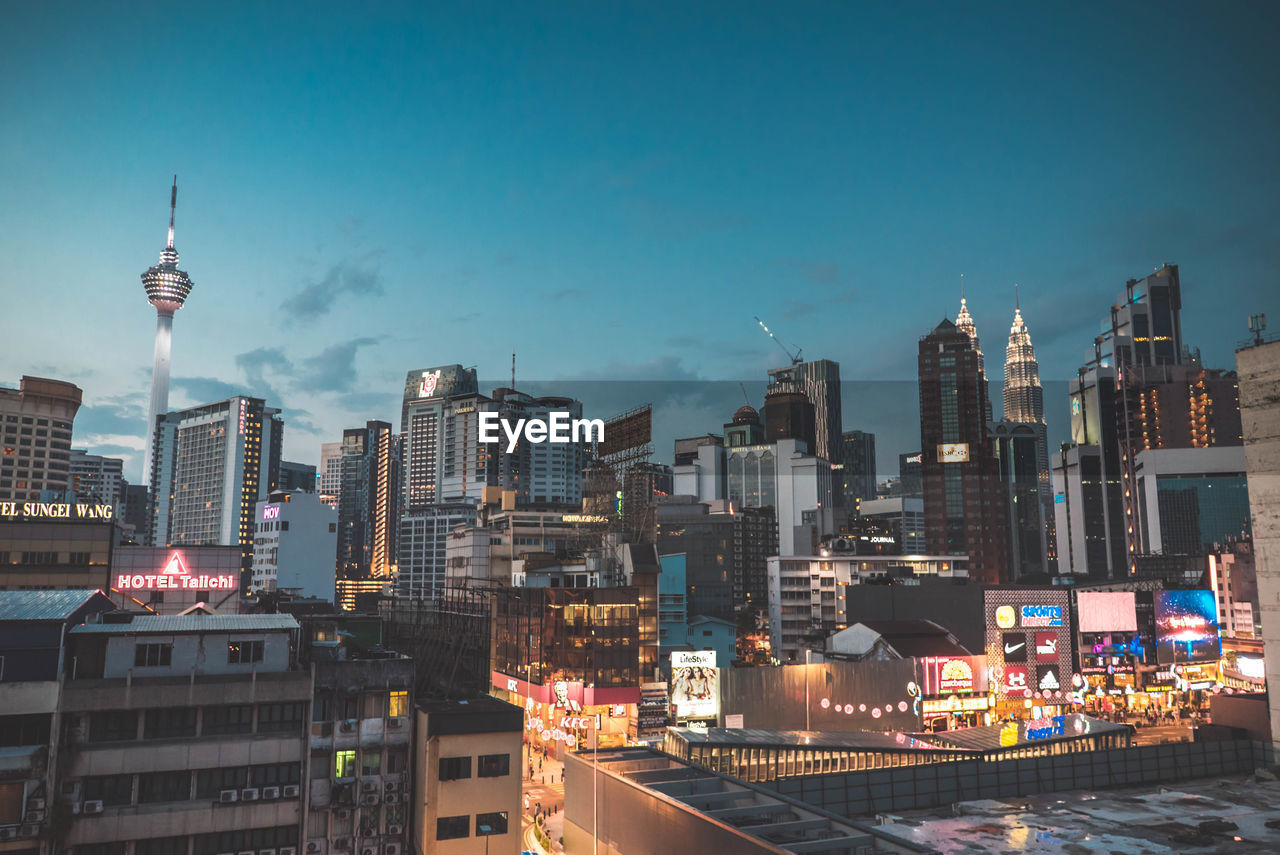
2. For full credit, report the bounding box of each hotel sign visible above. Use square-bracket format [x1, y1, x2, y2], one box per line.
[114, 551, 238, 592]
[1, 501, 114, 520]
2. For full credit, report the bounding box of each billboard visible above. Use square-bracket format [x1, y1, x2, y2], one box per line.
[938, 443, 970, 463]
[919, 656, 986, 696]
[671, 651, 718, 718]
[985, 588, 1072, 702]
[599, 404, 652, 458]
[113, 549, 237, 592]
[1077, 591, 1137, 633]
[1155, 590, 1221, 664]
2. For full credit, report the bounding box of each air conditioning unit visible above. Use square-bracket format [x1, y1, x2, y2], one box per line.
[384, 845, 401, 855]
[386, 717, 405, 730]
[82, 800, 104, 815]
[335, 809, 351, 821]
[238, 850, 255, 855]
[386, 825, 402, 837]
[260, 848, 277, 855]
[360, 794, 380, 807]
[241, 788, 260, 802]
[360, 847, 377, 855]
[360, 780, 379, 793]
[220, 790, 239, 804]
[338, 720, 357, 734]
[283, 784, 301, 798]
[24, 810, 46, 824]
[305, 842, 324, 855]
[0, 829, 16, 841]
[383, 794, 399, 806]
[280, 848, 297, 855]
[383, 781, 398, 794]
[261, 786, 281, 800]
[26, 798, 45, 811]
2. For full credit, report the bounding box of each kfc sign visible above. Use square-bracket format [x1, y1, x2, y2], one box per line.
[114, 550, 238, 592]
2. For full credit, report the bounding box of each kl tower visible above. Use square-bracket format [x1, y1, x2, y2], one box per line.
[140, 177, 195, 483]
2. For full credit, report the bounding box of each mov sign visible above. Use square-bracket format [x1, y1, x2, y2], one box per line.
[115, 551, 238, 591]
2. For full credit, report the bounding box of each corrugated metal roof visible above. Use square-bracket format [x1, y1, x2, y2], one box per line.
[668, 727, 961, 754]
[0, 589, 106, 622]
[70, 614, 300, 634]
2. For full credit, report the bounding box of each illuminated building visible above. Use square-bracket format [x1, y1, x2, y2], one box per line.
[252, 490, 338, 603]
[858, 497, 925, 553]
[918, 316, 1009, 584]
[334, 421, 401, 607]
[1002, 303, 1055, 565]
[766, 553, 969, 662]
[140, 177, 195, 483]
[400, 365, 478, 510]
[60, 613, 310, 855]
[69, 448, 126, 516]
[0, 376, 82, 502]
[148, 396, 283, 580]
[1132, 447, 1250, 556]
[840, 430, 877, 509]
[0, 502, 114, 590]
[761, 375, 816, 454]
[657, 496, 777, 613]
[440, 501, 602, 589]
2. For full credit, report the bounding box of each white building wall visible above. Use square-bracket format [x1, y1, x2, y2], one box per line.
[251, 492, 337, 602]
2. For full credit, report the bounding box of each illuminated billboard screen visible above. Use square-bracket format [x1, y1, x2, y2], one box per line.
[1077, 591, 1137, 633]
[937, 443, 970, 463]
[671, 650, 718, 718]
[1155, 590, 1220, 665]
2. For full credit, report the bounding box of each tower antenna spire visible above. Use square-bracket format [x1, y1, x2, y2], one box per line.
[167, 175, 177, 250]
[961, 273, 966, 303]
[1015, 282, 1020, 311]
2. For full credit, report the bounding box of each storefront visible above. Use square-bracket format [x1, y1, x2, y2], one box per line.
[984, 589, 1074, 721]
[490, 671, 638, 756]
[918, 655, 992, 731]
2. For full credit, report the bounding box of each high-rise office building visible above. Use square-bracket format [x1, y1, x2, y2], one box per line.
[278, 460, 316, 492]
[252, 490, 338, 602]
[992, 421, 1050, 578]
[657, 497, 777, 613]
[0, 376, 81, 502]
[897, 451, 924, 497]
[840, 430, 877, 509]
[761, 376, 816, 454]
[1002, 303, 1054, 571]
[767, 358, 842, 463]
[955, 295, 993, 423]
[318, 440, 343, 507]
[68, 448, 127, 519]
[140, 178, 195, 482]
[148, 396, 283, 577]
[397, 502, 477, 601]
[336, 420, 401, 606]
[400, 365, 478, 510]
[919, 316, 1009, 584]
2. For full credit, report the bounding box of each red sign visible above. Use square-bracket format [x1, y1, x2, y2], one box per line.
[920, 655, 984, 696]
[1002, 665, 1032, 699]
[1035, 633, 1058, 662]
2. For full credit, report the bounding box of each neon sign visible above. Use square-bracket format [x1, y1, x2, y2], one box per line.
[114, 551, 238, 591]
[420, 370, 440, 397]
[262, 505, 281, 520]
[1020, 605, 1063, 627]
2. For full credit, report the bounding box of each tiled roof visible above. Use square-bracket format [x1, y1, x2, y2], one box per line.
[70, 614, 300, 634]
[0, 589, 107, 621]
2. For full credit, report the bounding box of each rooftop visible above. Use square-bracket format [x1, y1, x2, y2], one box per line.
[70, 614, 300, 635]
[0, 589, 110, 622]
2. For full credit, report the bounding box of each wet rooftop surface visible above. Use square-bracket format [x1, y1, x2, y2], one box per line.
[876, 772, 1280, 854]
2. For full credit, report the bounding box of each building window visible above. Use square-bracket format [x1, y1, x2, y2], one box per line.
[138, 771, 191, 804]
[436, 816, 469, 840]
[258, 702, 305, 733]
[388, 690, 409, 718]
[335, 750, 357, 779]
[82, 774, 133, 806]
[385, 752, 408, 774]
[134, 643, 173, 668]
[134, 837, 188, 855]
[88, 711, 137, 743]
[196, 767, 246, 799]
[145, 708, 197, 739]
[438, 756, 471, 781]
[202, 705, 252, 736]
[250, 763, 301, 787]
[227, 640, 264, 664]
[477, 754, 510, 778]
[361, 751, 381, 776]
[476, 811, 508, 836]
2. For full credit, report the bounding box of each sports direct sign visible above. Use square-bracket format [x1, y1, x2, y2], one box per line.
[114, 551, 238, 591]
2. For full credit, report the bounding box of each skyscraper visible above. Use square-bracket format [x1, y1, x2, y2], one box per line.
[919, 317, 1009, 584]
[840, 430, 877, 508]
[954, 292, 994, 423]
[1002, 299, 1055, 568]
[140, 177, 194, 483]
[767, 358, 842, 463]
[148, 396, 282, 577]
[336, 420, 401, 608]
[0, 377, 82, 502]
[400, 365, 478, 510]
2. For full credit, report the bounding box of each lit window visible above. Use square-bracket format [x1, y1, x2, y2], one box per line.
[335, 749, 356, 778]
[388, 691, 409, 718]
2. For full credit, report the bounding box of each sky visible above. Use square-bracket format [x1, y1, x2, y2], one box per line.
[3, 1, 1278, 483]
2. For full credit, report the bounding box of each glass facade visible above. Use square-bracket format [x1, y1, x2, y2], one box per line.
[1155, 474, 1251, 554]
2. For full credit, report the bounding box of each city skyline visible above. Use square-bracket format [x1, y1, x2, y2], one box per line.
[3, 2, 1278, 482]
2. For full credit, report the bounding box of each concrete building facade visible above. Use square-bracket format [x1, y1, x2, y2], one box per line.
[0, 377, 82, 503]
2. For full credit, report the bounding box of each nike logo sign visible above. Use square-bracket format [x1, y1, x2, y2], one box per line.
[1005, 643, 1025, 654]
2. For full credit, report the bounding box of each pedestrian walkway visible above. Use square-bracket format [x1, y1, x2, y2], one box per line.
[522, 743, 566, 854]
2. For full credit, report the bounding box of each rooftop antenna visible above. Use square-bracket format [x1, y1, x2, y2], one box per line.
[511, 351, 516, 388]
[167, 175, 177, 250]
[739, 383, 752, 408]
[960, 273, 965, 302]
[1249, 313, 1267, 346]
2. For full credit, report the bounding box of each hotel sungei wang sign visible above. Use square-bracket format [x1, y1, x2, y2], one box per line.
[1, 501, 114, 520]
[115, 550, 238, 591]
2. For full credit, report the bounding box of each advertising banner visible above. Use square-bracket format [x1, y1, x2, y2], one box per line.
[1077, 591, 1137, 633]
[1155, 590, 1221, 664]
[671, 651, 718, 718]
[920, 655, 986, 696]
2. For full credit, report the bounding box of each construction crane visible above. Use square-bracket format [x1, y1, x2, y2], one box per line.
[754, 316, 803, 365]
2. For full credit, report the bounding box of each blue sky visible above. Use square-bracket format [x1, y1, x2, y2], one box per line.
[3, 1, 1277, 482]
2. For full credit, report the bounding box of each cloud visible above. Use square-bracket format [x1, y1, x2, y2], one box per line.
[774, 259, 842, 286]
[295, 337, 379, 393]
[280, 258, 384, 324]
[566, 354, 702, 382]
[171, 375, 245, 403]
[235, 347, 293, 400]
[76, 433, 146, 452]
